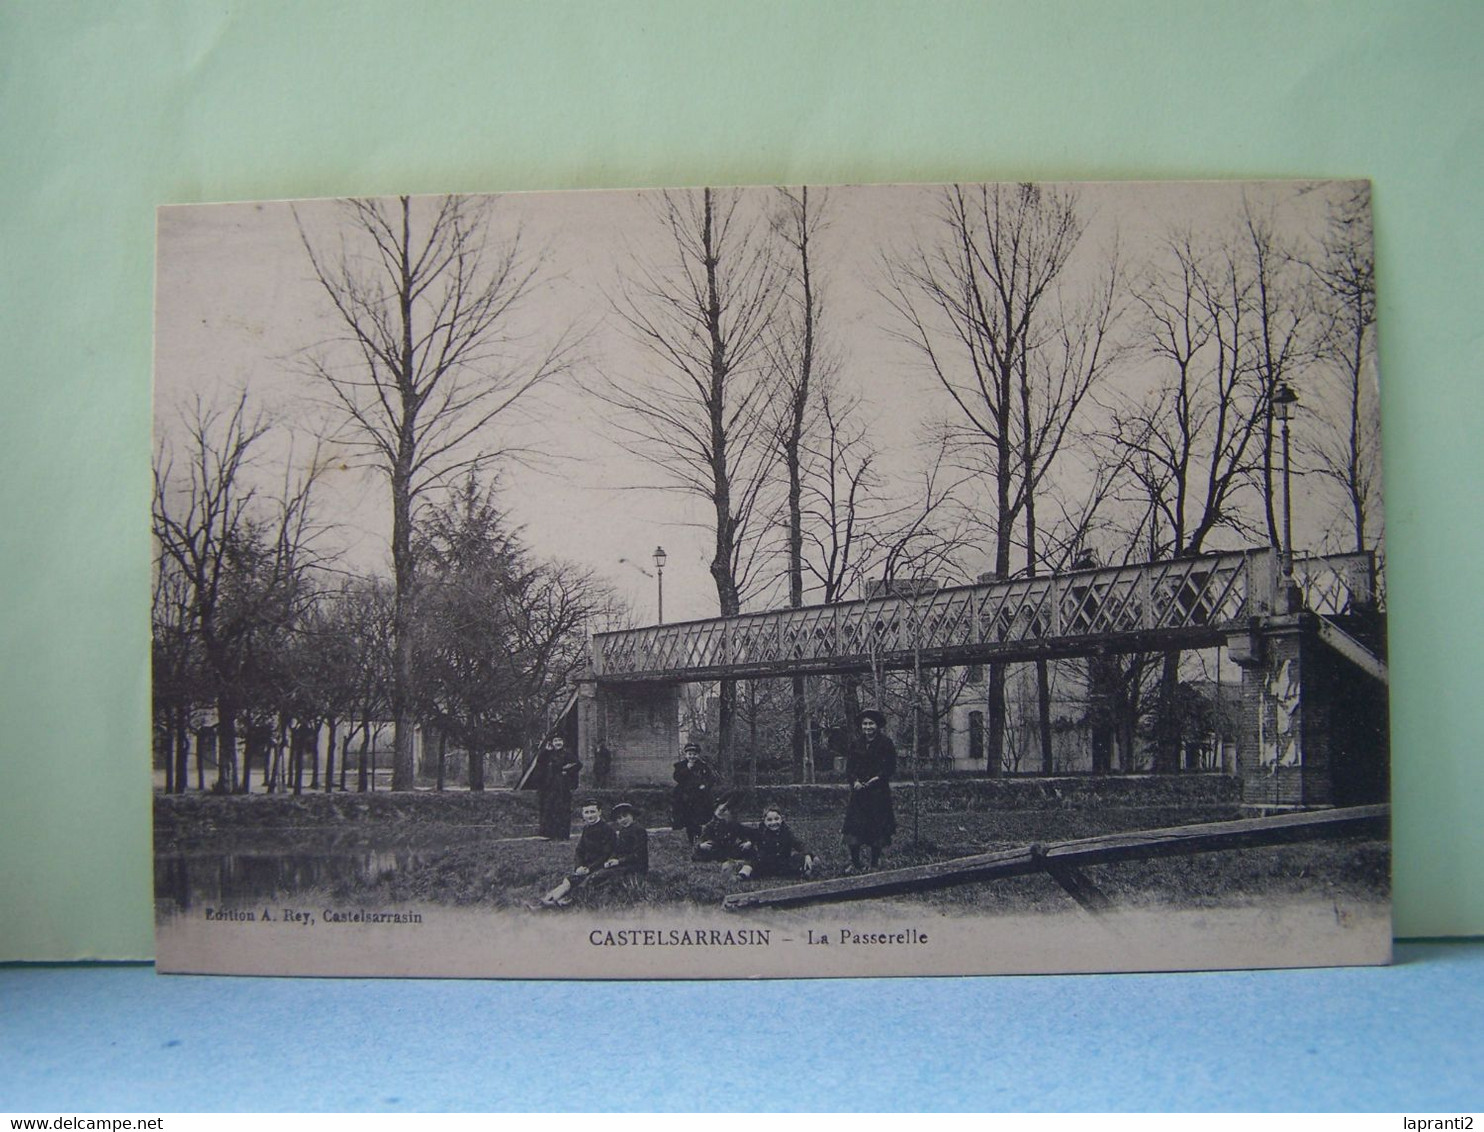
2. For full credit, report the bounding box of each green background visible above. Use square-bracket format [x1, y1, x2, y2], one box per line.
[2, 1, 1478, 960]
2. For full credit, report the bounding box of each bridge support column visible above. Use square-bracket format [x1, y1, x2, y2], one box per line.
[1227, 614, 1388, 809]
[583, 682, 681, 788]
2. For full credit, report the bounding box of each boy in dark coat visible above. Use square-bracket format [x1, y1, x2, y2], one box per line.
[691, 794, 756, 863]
[737, 804, 814, 880]
[670, 743, 714, 843]
[539, 800, 616, 907]
[597, 802, 649, 879]
[843, 709, 896, 871]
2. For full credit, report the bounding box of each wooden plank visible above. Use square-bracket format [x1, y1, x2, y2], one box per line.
[721, 804, 1389, 911]
[1042, 862, 1115, 915]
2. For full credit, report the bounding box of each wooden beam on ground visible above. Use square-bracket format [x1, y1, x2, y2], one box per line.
[1041, 861, 1115, 915]
[720, 804, 1389, 912]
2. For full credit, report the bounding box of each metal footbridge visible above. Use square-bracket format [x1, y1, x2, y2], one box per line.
[591, 548, 1378, 684]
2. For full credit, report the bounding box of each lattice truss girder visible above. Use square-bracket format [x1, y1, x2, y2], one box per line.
[592, 550, 1375, 683]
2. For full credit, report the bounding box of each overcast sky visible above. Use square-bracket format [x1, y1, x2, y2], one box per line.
[154, 179, 1372, 625]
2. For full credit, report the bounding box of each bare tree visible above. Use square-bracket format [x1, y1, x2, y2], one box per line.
[1109, 228, 1273, 771]
[767, 185, 838, 779]
[152, 394, 321, 792]
[592, 187, 783, 771]
[1242, 200, 1316, 549]
[152, 395, 262, 792]
[317, 578, 395, 792]
[298, 195, 576, 790]
[799, 382, 884, 604]
[151, 558, 200, 793]
[882, 183, 1118, 773]
[1305, 184, 1382, 555]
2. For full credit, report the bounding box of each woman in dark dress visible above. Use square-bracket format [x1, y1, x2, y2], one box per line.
[536, 735, 582, 840]
[843, 709, 896, 870]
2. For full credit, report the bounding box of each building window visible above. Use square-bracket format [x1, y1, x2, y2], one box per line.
[967, 664, 985, 685]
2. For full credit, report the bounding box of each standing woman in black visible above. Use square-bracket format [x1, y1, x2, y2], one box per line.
[536, 735, 582, 840]
[843, 709, 896, 871]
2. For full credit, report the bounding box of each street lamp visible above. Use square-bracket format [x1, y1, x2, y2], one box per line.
[1272, 382, 1299, 607]
[653, 545, 667, 624]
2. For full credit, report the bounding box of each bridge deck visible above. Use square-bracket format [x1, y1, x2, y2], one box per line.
[591, 549, 1375, 684]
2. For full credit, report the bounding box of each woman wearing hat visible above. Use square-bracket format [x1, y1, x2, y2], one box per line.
[535, 735, 582, 841]
[843, 709, 896, 871]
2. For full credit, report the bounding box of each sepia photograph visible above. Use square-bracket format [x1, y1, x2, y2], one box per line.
[151, 179, 1390, 978]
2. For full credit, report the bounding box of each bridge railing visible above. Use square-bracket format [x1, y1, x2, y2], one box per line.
[1293, 551, 1376, 614]
[591, 548, 1376, 683]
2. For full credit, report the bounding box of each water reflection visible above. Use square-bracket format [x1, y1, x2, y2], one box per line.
[155, 850, 422, 911]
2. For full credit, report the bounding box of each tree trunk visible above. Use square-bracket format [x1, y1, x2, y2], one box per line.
[324, 718, 338, 793]
[748, 680, 759, 788]
[293, 723, 314, 796]
[839, 674, 862, 777]
[257, 722, 278, 794]
[1153, 651, 1182, 773]
[196, 726, 209, 792]
[173, 707, 190, 794]
[985, 666, 1005, 776]
[436, 729, 447, 793]
[1036, 660, 1054, 775]
[784, 188, 814, 784]
[292, 725, 303, 793]
[308, 721, 320, 791]
[1087, 654, 1115, 775]
[246, 723, 271, 794]
[791, 676, 807, 784]
[158, 719, 173, 794]
[357, 722, 370, 793]
[391, 466, 417, 792]
[468, 744, 485, 792]
[215, 693, 238, 793]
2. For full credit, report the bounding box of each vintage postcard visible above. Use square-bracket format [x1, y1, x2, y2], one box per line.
[152, 180, 1390, 978]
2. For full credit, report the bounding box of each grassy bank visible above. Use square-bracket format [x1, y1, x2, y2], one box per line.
[155, 772, 1242, 845]
[156, 787, 1387, 919]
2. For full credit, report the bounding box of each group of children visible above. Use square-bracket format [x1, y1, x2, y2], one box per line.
[537, 799, 649, 907]
[535, 794, 814, 909]
[690, 794, 816, 880]
[536, 710, 895, 908]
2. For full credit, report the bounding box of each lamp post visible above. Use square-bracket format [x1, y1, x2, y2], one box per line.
[1272, 382, 1299, 608]
[653, 545, 667, 624]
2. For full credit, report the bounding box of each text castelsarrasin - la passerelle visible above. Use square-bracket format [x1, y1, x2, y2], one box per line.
[588, 927, 771, 947]
[585, 926, 931, 947]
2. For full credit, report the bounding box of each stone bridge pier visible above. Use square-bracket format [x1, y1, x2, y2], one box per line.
[576, 679, 681, 788]
[1227, 612, 1389, 810]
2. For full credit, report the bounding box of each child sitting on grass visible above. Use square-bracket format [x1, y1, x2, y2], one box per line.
[600, 801, 649, 881]
[691, 794, 756, 863]
[736, 803, 815, 881]
[539, 801, 649, 907]
[538, 799, 615, 907]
